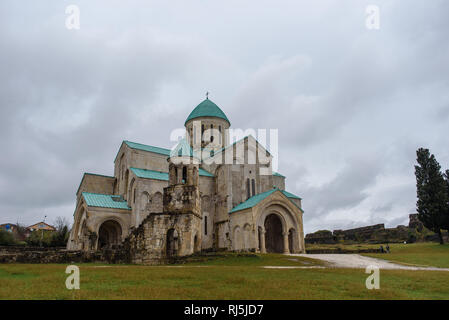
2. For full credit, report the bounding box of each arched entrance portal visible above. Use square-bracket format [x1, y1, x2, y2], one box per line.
[98, 220, 122, 249]
[264, 214, 284, 253]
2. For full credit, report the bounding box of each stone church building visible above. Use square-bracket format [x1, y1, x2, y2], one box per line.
[67, 98, 305, 263]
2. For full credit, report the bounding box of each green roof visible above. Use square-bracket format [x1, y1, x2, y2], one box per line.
[82, 192, 131, 210]
[230, 189, 277, 213]
[230, 188, 303, 213]
[130, 167, 214, 180]
[199, 168, 214, 177]
[130, 168, 169, 181]
[281, 190, 302, 200]
[273, 172, 285, 178]
[124, 141, 171, 156]
[185, 99, 230, 125]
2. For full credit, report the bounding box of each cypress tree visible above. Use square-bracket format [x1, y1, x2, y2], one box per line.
[414, 148, 449, 244]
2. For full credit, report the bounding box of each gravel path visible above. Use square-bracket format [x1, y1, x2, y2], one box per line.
[289, 254, 449, 271]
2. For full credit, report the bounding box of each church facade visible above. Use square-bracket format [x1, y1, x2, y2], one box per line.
[67, 98, 305, 261]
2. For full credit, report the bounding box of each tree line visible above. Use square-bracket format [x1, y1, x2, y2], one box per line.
[0, 216, 70, 247]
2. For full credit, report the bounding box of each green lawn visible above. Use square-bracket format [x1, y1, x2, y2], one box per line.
[1, 251, 449, 300]
[361, 242, 449, 268]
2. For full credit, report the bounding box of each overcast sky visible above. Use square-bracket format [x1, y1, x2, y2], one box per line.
[0, 0, 448, 233]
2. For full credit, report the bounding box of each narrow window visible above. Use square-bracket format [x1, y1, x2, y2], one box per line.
[246, 178, 251, 199]
[182, 166, 187, 183]
[251, 179, 256, 196]
[204, 216, 208, 235]
[201, 124, 205, 141]
[133, 188, 136, 203]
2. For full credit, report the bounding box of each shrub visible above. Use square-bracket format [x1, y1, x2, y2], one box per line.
[0, 230, 16, 245]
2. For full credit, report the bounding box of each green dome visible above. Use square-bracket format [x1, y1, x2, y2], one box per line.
[185, 99, 230, 126]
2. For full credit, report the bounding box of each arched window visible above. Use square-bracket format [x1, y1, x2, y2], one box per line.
[204, 216, 208, 235]
[251, 179, 256, 196]
[246, 178, 251, 199]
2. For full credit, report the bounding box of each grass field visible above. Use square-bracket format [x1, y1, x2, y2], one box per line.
[306, 242, 449, 268]
[1, 248, 449, 300]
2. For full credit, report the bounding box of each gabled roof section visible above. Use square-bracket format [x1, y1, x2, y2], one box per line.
[114, 140, 171, 163]
[82, 192, 131, 210]
[230, 189, 277, 213]
[204, 135, 272, 162]
[76, 172, 115, 196]
[185, 99, 230, 126]
[124, 140, 171, 156]
[130, 167, 214, 180]
[230, 188, 304, 213]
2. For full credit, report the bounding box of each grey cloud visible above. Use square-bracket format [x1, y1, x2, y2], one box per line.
[0, 0, 448, 232]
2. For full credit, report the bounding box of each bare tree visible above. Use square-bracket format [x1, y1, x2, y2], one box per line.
[54, 216, 70, 233]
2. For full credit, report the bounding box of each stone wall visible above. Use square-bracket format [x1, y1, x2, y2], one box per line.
[0, 246, 131, 264]
[305, 216, 449, 245]
[119, 212, 202, 265]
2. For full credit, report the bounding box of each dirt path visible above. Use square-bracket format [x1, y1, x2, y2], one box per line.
[289, 254, 449, 271]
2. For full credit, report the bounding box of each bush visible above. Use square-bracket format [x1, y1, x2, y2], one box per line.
[0, 230, 16, 245]
[25, 230, 54, 247]
[25, 216, 71, 247]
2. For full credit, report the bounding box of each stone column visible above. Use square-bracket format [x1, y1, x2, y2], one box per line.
[260, 230, 266, 253]
[283, 232, 290, 254]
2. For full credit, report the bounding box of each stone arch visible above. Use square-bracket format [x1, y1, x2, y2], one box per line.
[97, 220, 122, 250]
[201, 195, 211, 212]
[151, 192, 163, 211]
[166, 228, 179, 258]
[194, 233, 200, 253]
[128, 178, 135, 203]
[79, 220, 88, 250]
[264, 214, 284, 253]
[233, 225, 243, 251]
[141, 191, 150, 210]
[75, 208, 87, 239]
[256, 201, 300, 235]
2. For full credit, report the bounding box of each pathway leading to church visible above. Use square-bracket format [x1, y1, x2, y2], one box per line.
[288, 253, 449, 271]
